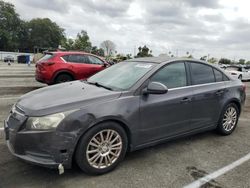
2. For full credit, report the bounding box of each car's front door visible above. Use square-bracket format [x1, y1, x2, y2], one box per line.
[86, 55, 106, 77]
[138, 62, 193, 145]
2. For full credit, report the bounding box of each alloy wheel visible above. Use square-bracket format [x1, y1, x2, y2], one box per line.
[222, 107, 237, 132]
[86, 129, 122, 169]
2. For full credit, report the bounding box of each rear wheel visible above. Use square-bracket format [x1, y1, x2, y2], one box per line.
[55, 74, 73, 84]
[217, 103, 239, 135]
[75, 122, 128, 175]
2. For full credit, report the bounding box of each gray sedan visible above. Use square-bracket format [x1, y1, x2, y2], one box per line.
[4, 57, 246, 175]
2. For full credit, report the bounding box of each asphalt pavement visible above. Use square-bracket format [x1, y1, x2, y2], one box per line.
[0, 62, 249, 188]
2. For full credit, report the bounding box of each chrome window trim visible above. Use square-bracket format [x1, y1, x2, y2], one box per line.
[168, 80, 231, 91]
[60, 57, 67, 63]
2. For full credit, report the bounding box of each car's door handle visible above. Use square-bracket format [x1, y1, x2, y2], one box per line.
[215, 90, 225, 95]
[180, 97, 191, 103]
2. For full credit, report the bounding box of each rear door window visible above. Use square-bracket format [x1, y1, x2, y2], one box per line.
[190, 62, 215, 85]
[213, 68, 223, 82]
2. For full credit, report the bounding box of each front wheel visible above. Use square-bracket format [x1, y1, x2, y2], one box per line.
[75, 122, 128, 175]
[217, 103, 239, 135]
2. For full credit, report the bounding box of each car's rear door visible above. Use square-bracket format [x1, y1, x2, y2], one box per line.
[138, 62, 193, 145]
[188, 61, 226, 130]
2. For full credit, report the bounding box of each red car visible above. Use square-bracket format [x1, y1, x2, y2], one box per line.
[35, 51, 108, 85]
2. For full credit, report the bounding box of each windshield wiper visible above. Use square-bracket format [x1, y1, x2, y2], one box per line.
[86, 81, 113, 91]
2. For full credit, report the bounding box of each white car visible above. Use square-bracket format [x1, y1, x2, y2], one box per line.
[225, 66, 250, 81]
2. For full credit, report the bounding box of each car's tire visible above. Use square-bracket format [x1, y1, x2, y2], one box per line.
[75, 122, 128, 175]
[55, 73, 73, 84]
[238, 75, 242, 80]
[217, 103, 239, 135]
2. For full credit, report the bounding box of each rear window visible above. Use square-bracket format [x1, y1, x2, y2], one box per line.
[38, 54, 54, 62]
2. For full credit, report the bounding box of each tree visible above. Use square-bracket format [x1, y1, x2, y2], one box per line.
[91, 46, 104, 57]
[61, 38, 74, 50]
[200, 56, 207, 61]
[27, 18, 65, 51]
[136, 45, 153, 57]
[126, 54, 132, 59]
[246, 61, 250, 65]
[238, 59, 245, 65]
[219, 58, 231, 65]
[0, 0, 23, 51]
[73, 30, 92, 52]
[208, 57, 217, 64]
[100, 40, 116, 56]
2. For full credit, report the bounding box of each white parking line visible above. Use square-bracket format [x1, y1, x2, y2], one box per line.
[183, 152, 250, 188]
[0, 96, 20, 100]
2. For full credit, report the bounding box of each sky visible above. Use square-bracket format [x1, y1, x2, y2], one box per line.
[6, 0, 250, 60]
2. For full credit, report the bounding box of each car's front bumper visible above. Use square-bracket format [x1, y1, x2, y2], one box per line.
[4, 119, 75, 169]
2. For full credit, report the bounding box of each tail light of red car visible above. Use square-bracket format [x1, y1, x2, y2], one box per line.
[43, 62, 55, 66]
[36, 61, 55, 71]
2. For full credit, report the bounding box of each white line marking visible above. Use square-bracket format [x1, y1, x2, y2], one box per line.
[183, 152, 250, 188]
[0, 96, 20, 100]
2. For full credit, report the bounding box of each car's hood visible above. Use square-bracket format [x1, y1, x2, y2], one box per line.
[17, 81, 122, 116]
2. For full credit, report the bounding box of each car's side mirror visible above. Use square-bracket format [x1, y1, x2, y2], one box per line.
[143, 82, 168, 95]
[102, 63, 109, 67]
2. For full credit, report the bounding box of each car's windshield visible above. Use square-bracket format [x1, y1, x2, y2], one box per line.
[87, 61, 156, 91]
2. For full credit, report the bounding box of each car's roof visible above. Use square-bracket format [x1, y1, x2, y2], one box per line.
[47, 51, 88, 55]
[44, 51, 105, 60]
[126, 56, 204, 64]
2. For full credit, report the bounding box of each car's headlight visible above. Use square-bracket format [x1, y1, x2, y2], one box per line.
[26, 113, 66, 130]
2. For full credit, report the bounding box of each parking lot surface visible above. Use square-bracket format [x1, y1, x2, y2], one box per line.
[0, 63, 249, 188]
